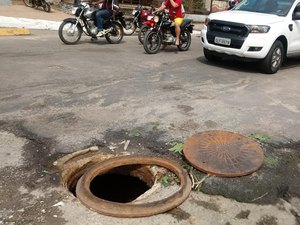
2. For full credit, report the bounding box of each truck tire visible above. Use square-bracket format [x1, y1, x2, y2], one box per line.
[261, 40, 284, 74]
[203, 48, 222, 62]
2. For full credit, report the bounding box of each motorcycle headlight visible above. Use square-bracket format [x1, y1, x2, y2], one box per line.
[154, 16, 159, 23]
[71, 7, 78, 15]
[74, 7, 83, 17]
[132, 10, 137, 15]
[147, 15, 154, 20]
[247, 25, 270, 33]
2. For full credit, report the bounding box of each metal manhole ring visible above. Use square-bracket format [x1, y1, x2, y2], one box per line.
[183, 130, 264, 177]
[76, 155, 192, 218]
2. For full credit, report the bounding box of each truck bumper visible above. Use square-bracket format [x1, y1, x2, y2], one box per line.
[200, 29, 273, 59]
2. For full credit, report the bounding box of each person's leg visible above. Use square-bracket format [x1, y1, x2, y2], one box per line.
[174, 18, 183, 45]
[101, 10, 112, 21]
[175, 23, 180, 45]
[99, 10, 112, 30]
[96, 10, 107, 31]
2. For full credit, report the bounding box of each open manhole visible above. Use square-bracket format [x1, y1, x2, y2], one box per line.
[183, 130, 264, 177]
[54, 150, 191, 218]
[88, 164, 155, 203]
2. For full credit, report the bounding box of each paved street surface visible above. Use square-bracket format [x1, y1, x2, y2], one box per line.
[0, 14, 300, 225]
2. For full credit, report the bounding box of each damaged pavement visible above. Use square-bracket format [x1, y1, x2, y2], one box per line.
[0, 30, 300, 224]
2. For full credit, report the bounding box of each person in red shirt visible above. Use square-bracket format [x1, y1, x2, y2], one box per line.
[154, 0, 183, 46]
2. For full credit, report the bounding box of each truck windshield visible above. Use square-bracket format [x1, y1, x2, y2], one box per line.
[234, 0, 295, 16]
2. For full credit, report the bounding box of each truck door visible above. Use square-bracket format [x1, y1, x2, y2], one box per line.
[289, 2, 300, 54]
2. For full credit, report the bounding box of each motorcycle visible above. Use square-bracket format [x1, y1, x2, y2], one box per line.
[143, 11, 193, 54]
[23, 0, 51, 12]
[124, 5, 154, 35]
[58, 2, 124, 45]
[138, 13, 155, 44]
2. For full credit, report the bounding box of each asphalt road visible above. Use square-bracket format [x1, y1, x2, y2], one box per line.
[0, 30, 300, 225]
[1, 30, 300, 151]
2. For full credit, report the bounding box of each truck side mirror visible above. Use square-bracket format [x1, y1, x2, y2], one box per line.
[293, 11, 300, 20]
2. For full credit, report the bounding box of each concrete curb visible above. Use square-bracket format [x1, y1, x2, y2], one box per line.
[0, 27, 30, 35]
[0, 16, 61, 31]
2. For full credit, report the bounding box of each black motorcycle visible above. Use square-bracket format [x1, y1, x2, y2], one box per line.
[58, 2, 124, 45]
[143, 11, 193, 54]
[23, 0, 51, 12]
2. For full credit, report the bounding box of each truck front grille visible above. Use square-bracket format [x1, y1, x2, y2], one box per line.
[207, 20, 249, 49]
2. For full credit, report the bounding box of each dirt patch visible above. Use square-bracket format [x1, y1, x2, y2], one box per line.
[257, 215, 278, 225]
[235, 210, 251, 219]
[0, 121, 66, 225]
[167, 207, 191, 222]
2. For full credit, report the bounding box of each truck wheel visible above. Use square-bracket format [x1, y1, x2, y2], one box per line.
[203, 48, 222, 62]
[261, 40, 284, 74]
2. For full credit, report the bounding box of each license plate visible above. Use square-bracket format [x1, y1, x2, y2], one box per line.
[214, 37, 231, 46]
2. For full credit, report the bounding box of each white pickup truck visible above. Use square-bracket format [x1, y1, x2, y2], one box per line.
[200, 0, 300, 74]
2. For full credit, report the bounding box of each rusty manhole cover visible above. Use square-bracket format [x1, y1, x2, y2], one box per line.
[183, 131, 264, 177]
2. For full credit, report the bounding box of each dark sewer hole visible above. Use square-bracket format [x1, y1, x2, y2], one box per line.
[90, 174, 151, 203]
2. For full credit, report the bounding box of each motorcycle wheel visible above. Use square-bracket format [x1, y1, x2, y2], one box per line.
[143, 30, 162, 54]
[58, 21, 82, 45]
[23, 0, 34, 7]
[43, 2, 51, 12]
[123, 20, 136, 36]
[105, 22, 124, 44]
[138, 24, 150, 44]
[177, 29, 191, 51]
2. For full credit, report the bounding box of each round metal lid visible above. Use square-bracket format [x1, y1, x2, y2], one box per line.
[183, 131, 264, 177]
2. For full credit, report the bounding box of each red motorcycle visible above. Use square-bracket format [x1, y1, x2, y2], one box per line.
[137, 8, 174, 44]
[124, 5, 154, 35]
[138, 13, 155, 44]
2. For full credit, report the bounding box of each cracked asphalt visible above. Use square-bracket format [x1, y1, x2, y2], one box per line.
[0, 29, 300, 225]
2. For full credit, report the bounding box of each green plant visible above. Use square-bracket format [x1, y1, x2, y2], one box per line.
[264, 156, 280, 168]
[161, 175, 170, 187]
[128, 128, 142, 137]
[169, 142, 183, 155]
[249, 133, 273, 144]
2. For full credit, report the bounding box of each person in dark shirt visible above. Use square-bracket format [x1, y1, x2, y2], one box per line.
[93, 0, 118, 35]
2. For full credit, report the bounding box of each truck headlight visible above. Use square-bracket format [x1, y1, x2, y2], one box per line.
[247, 25, 270, 33]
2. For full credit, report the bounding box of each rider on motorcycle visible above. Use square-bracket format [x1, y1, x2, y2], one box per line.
[154, 0, 183, 46]
[93, 0, 119, 35]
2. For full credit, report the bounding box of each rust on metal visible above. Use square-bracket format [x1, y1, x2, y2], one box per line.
[76, 155, 192, 218]
[183, 130, 264, 177]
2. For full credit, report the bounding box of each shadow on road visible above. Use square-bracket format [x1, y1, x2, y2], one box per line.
[197, 56, 300, 74]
